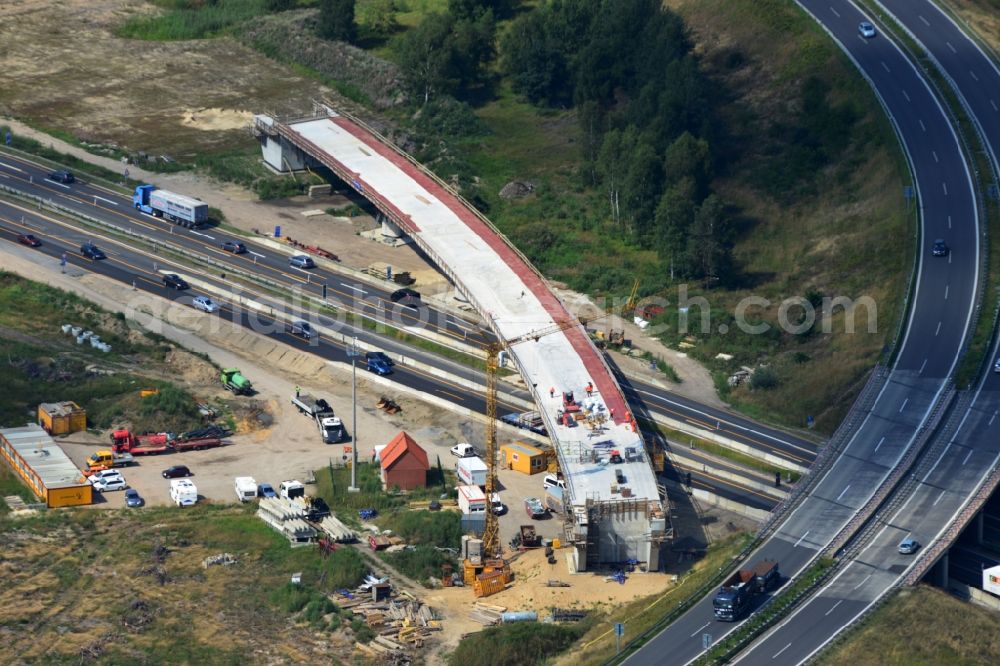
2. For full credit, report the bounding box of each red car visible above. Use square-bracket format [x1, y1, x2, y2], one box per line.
[16, 234, 41, 247]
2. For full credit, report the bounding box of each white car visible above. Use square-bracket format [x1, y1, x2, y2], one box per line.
[450, 443, 475, 458]
[192, 295, 219, 313]
[542, 473, 566, 491]
[859, 21, 876, 39]
[90, 470, 127, 492]
[994, 358, 1000, 373]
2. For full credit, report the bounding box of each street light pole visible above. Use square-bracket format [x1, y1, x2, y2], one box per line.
[348, 336, 360, 492]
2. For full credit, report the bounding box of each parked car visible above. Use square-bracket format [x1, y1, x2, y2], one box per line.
[542, 473, 566, 491]
[192, 295, 219, 313]
[257, 483, 277, 498]
[162, 465, 192, 479]
[524, 497, 546, 519]
[931, 239, 949, 257]
[289, 254, 316, 269]
[428, 500, 442, 511]
[289, 321, 316, 339]
[390, 288, 421, 306]
[898, 537, 920, 554]
[124, 488, 144, 508]
[91, 470, 126, 492]
[162, 273, 189, 290]
[80, 242, 106, 260]
[16, 233, 41, 247]
[48, 170, 75, 184]
[365, 351, 395, 367]
[220, 240, 247, 254]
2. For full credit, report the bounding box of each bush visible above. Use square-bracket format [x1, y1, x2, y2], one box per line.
[380, 546, 455, 586]
[750, 366, 779, 390]
[325, 547, 368, 589]
[381, 511, 461, 548]
[448, 622, 583, 666]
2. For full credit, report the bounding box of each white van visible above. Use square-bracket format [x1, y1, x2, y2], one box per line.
[542, 474, 566, 491]
[234, 476, 257, 503]
[170, 479, 198, 507]
[279, 480, 305, 501]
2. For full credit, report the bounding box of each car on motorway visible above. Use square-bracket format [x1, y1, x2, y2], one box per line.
[289, 254, 316, 269]
[124, 488, 144, 508]
[898, 537, 920, 554]
[994, 358, 1000, 374]
[288, 320, 316, 339]
[257, 483, 277, 499]
[931, 238, 949, 256]
[90, 470, 127, 492]
[162, 465, 192, 479]
[162, 273, 189, 290]
[80, 242, 106, 260]
[390, 288, 421, 307]
[858, 21, 876, 39]
[48, 170, 75, 184]
[220, 240, 247, 254]
[365, 351, 395, 367]
[192, 295, 219, 313]
[16, 233, 41, 247]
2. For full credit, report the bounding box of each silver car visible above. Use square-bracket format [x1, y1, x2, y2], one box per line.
[192, 295, 219, 313]
[289, 254, 316, 269]
[898, 537, 919, 554]
[859, 21, 876, 39]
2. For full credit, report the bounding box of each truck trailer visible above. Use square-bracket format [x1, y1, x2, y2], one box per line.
[133, 184, 209, 228]
[291, 394, 332, 418]
[458, 484, 487, 514]
[713, 559, 780, 621]
[456, 456, 488, 487]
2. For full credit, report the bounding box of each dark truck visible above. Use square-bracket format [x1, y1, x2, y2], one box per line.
[713, 559, 780, 621]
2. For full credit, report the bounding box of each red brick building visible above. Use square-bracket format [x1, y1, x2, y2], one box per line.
[380, 431, 429, 491]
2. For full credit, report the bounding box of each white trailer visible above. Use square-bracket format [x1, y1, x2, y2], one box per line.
[234, 476, 258, 503]
[458, 484, 487, 514]
[456, 456, 488, 487]
[170, 479, 198, 507]
[279, 480, 305, 501]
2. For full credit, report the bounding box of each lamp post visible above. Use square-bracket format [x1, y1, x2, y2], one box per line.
[347, 336, 360, 492]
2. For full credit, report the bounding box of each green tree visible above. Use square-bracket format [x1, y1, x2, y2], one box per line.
[398, 13, 455, 104]
[264, 0, 296, 11]
[449, 8, 497, 97]
[663, 131, 712, 204]
[501, 11, 569, 105]
[685, 194, 732, 283]
[318, 0, 357, 43]
[361, 0, 399, 37]
[622, 134, 662, 241]
[449, 0, 515, 20]
[655, 186, 695, 278]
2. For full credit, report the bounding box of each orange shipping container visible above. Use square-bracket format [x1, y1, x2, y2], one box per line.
[37, 401, 87, 435]
[474, 570, 508, 598]
[500, 442, 547, 475]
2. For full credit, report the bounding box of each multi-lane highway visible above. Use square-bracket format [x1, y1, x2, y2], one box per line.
[625, 0, 980, 662]
[0, 149, 815, 509]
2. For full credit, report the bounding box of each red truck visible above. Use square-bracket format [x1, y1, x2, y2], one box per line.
[111, 429, 223, 455]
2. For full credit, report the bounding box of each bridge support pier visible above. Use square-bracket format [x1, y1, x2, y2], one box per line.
[975, 509, 984, 545]
[936, 550, 949, 589]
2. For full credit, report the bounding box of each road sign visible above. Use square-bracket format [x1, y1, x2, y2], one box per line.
[614, 623, 625, 655]
[4, 131, 11, 146]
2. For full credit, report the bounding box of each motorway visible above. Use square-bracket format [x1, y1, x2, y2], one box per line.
[625, 0, 980, 662]
[0, 151, 812, 509]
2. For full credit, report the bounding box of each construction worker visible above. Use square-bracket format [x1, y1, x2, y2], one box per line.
[550, 387, 556, 398]
[586, 382, 593, 397]
[609, 407, 616, 420]
[295, 385, 301, 397]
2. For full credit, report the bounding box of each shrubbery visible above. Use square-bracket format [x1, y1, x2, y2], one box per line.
[448, 622, 584, 666]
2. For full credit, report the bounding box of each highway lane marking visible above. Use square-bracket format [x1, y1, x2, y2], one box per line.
[772, 642, 792, 659]
[902, 89, 911, 102]
[919, 119, 927, 132]
[341, 282, 367, 294]
[935, 321, 942, 336]
[874, 436, 885, 454]
[899, 398, 908, 413]
[91, 195, 118, 206]
[948, 215, 952, 229]
[970, 70, 979, 82]
[793, 531, 810, 548]
[990, 411, 998, 426]
[946, 41, 956, 54]
[932, 151, 939, 163]
[945, 284, 949, 300]
[992, 100, 999, 112]
[0, 161, 24, 172]
[690, 622, 710, 637]
[854, 574, 871, 590]
[249, 250, 266, 258]
[0, 173, 8, 179]
[44, 178, 72, 189]
[918, 15, 930, 26]
[188, 230, 216, 240]
[942, 181, 948, 196]
[918, 359, 927, 375]
[829, 7, 839, 18]
[934, 489, 947, 506]
[836, 484, 851, 501]
[669, 461, 777, 501]
[962, 449, 974, 465]
[824, 600, 843, 616]
[880, 61, 890, 73]
[435, 388, 465, 402]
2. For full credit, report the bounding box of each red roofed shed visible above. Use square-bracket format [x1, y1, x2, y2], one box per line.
[380, 431, 429, 491]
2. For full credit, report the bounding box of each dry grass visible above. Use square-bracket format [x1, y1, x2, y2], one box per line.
[820, 585, 1000, 665]
[942, 0, 1000, 55]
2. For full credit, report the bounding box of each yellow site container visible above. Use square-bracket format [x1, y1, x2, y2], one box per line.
[474, 570, 507, 598]
[552, 538, 561, 549]
[501, 442, 547, 475]
[46, 484, 93, 508]
[139, 388, 159, 398]
[37, 402, 87, 436]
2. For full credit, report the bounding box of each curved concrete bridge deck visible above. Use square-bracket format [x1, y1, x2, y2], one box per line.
[254, 108, 668, 568]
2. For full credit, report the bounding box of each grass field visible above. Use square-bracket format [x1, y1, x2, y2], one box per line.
[819, 585, 1000, 665]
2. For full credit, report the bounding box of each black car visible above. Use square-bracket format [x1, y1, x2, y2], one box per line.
[162, 273, 189, 290]
[931, 239, 949, 257]
[80, 242, 106, 260]
[390, 288, 421, 306]
[221, 240, 247, 254]
[162, 465, 192, 479]
[48, 170, 75, 184]
[365, 351, 395, 367]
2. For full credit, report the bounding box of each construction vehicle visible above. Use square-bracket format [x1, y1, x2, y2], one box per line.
[318, 415, 346, 443]
[291, 394, 332, 418]
[221, 368, 253, 395]
[291, 393, 345, 443]
[83, 450, 135, 475]
[713, 559, 780, 621]
[132, 184, 208, 228]
[110, 429, 170, 456]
